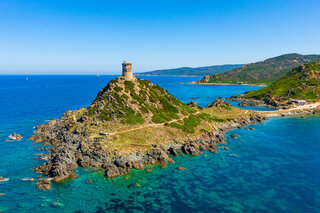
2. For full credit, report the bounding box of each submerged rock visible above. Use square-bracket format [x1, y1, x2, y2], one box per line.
[51, 201, 64, 208]
[36, 178, 51, 190]
[176, 167, 187, 170]
[230, 134, 239, 139]
[0, 177, 9, 182]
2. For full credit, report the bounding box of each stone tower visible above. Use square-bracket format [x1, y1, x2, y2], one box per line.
[122, 62, 135, 80]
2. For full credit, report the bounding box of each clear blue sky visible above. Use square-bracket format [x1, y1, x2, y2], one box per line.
[0, 0, 319, 74]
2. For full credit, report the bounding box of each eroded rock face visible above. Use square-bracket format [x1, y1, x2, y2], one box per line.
[207, 98, 229, 108]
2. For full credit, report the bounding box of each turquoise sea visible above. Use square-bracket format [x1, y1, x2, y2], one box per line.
[0, 75, 319, 212]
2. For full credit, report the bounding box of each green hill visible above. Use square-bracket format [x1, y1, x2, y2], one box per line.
[198, 54, 320, 85]
[87, 76, 197, 124]
[242, 61, 320, 105]
[135, 64, 243, 76]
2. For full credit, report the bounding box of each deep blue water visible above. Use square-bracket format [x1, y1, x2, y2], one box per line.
[0, 75, 319, 212]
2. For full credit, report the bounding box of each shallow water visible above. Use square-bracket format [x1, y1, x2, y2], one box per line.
[0, 75, 319, 212]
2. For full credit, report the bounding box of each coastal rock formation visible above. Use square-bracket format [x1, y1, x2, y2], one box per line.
[29, 68, 267, 188]
[36, 178, 51, 190]
[9, 133, 22, 141]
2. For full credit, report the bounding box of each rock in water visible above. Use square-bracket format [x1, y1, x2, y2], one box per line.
[176, 167, 187, 170]
[36, 178, 51, 190]
[9, 133, 22, 141]
[0, 177, 9, 182]
[51, 201, 63, 208]
[230, 134, 239, 139]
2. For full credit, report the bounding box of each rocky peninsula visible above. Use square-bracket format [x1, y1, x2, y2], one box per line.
[29, 62, 320, 190]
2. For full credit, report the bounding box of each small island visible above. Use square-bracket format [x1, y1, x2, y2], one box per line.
[29, 62, 320, 189]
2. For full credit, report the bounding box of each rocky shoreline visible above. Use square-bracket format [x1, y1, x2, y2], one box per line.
[30, 113, 266, 189]
[30, 105, 320, 190]
[226, 96, 280, 109]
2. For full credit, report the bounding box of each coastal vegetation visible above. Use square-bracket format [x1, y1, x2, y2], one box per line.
[243, 61, 320, 103]
[197, 53, 320, 85]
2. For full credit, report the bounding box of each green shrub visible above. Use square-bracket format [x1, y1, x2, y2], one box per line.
[114, 86, 123, 92]
[124, 81, 135, 91]
[169, 114, 201, 133]
[88, 107, 96, 116]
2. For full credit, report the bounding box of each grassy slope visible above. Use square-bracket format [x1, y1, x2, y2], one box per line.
[135, 64, 243, 76]
[199, 53, 320, 85]
[243, 61, 320, 102]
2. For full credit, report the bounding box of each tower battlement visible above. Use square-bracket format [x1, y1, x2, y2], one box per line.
[122, 62, 135, 80]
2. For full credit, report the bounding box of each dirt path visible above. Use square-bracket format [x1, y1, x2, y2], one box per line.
[101, 102, 320, 136]
[105, 112, 200, 136]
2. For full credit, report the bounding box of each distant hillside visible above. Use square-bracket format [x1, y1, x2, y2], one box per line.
[135, 64, 243, 76]
[243, 61, 320, 105]
[198, 54, 320, 85]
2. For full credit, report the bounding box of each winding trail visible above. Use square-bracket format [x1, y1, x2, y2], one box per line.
[102, 102, 320, 136]
[105, 112, 200, 136]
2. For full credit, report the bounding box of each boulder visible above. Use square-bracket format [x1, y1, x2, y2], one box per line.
[36, 178, 51, 190]
[10, 133, 22, 141]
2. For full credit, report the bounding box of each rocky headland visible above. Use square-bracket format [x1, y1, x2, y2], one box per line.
[29, 61, 320, 190]
[29, 73, 267, 189]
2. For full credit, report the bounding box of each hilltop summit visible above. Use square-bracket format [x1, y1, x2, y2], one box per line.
[87, 75, 195, 125]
